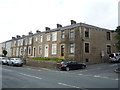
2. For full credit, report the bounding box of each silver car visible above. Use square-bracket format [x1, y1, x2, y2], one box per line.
[0, 57, 8, 65]
[8, 58, 23, 66]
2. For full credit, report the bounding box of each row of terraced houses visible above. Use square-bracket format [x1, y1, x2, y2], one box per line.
[0, 20, 118, 64]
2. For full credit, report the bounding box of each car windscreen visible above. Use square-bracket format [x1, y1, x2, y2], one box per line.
[15, 58, 21, 60]
[109, 54, 114, 58]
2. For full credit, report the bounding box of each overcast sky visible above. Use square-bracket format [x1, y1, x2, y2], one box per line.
[0, 0, 119, 43]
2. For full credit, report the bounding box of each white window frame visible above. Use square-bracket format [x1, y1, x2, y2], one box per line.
[47, 34, 51, 41]
[61, 31, 65, 39]
[52, 32, 57, 41]
[69, 29, 75, 39]
[21, 39, 23, 46]
[35, 37, 38, 42]
[70, 43, 75, 54]
[29, 37, 32, 45]
[52, 44, 57, 55]
[40, 35, 43, 42]
[20, 47, 23, 56]
[38, 45, 42, 56]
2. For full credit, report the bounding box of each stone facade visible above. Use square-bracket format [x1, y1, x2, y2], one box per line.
[0, 21, 118, 64]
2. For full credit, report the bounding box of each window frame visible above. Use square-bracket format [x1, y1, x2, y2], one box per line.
[69, 29, 75, 39]
[106, 45, 111, 54]
[52, 44, 57, 55]
[69, 43, 75, 54]
[84, 42, 90, 53]
[52, 32, 57, 41]
[61, 31, 65, 39]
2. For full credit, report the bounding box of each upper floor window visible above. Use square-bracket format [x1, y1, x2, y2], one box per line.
[85, 43, 90, 53]
[52, 32, 57, 41]
[52, 44, 57, 55]
[107, 45, 111, 54]
[20, 47, 23, 56]
[35, 37, 38, 42]
[70, 43, 75, 54]
[25, 39, 28, 45]
[17, 40, 20, 46]
[70, 29, 74, 38]
[47, 34, 50, 41]
[20, 39, 23, 46]
[106, 32, 111, 40]
[61, 31, 65, 39]
[40, 35, 43, 42]
[84, 28, 89, 38]
[29, 37, 32, 44]
[13, 41, 16, 47]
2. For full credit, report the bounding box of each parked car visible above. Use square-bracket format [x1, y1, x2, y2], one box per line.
[109, 53, 120, 63]
[0, 57, 8, 65]
[8, 58, 23, 67]
[57, 61, 87, 71]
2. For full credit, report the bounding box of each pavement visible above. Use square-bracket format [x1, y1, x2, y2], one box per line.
[1, 63, 120, 89]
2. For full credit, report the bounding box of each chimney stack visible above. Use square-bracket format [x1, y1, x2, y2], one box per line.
[29, 31, 33, 35]
[22, 35, 25, 37]
[71, 20, 76, 25]
[36, 30, 41, 33]
[45, 27, 50, 31]
[16, 35, 21, 38]
[12, 37, 16, 40]
[57, 24, 62, 28]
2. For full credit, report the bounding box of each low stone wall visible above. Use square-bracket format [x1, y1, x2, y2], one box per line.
[25, 59, 58, 69]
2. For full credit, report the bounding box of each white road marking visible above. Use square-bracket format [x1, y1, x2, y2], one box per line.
[27, 68, 42, 71]
[37, 70, 42, 71]
[78, 74, 83, 75]
[114, 78, 119, 80]
[58, 83, 80, 88]
[19, 73, 42, 80]
[94, 75, 101, 78]
[2, 68, 13, 72]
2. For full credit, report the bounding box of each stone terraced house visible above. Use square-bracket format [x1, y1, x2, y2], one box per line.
[0, 20, 118, 64]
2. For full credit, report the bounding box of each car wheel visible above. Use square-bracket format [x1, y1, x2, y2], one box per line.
[12, 62, 14, 66]
[82, 66, 85, 69]
[66, 67, 70, 71]
[20, 64, 23, 67]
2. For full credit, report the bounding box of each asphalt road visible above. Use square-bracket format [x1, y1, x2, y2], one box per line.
[1, 63, 119, 89]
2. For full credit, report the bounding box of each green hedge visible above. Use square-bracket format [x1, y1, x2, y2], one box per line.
[29, 57, 60, 61]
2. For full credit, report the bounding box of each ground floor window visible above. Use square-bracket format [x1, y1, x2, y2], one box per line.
[107, 45, 111, 54]
[85, 43, 90, 53]
[52, 44, 57, 55]
[38, 45, 42, 56]
[70, 43, 75, 54]
[28, 46, 32, 55]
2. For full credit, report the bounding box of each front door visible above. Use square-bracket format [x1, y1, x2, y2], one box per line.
[44, 45, 49, 57]
[33, 47, 36, 57]
[61, 45, 65, 56]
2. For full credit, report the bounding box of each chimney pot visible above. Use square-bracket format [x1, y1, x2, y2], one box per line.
[71, 20, 76, 25]
[16, 35, 21, 38]
[36, 30, 41, 33]
[12, 37, 16, 40]
[29, 31, 33, 35]
[57, 24, 62, 28]
[45, 27, 50, 31]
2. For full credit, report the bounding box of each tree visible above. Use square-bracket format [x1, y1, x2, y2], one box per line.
[3, 50, 7, 57]
[115, 26, 120, 50]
